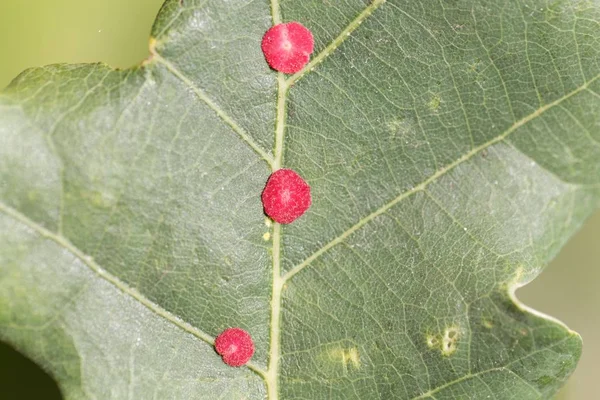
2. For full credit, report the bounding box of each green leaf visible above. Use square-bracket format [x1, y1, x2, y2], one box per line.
[1, 0, 599, 398]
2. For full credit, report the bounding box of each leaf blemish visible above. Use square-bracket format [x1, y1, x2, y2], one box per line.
[27, 191, 38, 201]
[441, 326, 460, 356]
[483, 319, 494, 329]
[144, 37, 158, 66]
[425, 326, 461, 355]
[80, 190, 116, 209]
[428, 94, 441, 111]
[328, 347, 361, 369]
[426, 334, 439, 348]
[385, 118, 405, 134]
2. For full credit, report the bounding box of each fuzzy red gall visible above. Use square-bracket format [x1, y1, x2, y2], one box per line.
[261, 22, 314, 74]
[214, 328, 255, 367]
[262, 169, 311, 224]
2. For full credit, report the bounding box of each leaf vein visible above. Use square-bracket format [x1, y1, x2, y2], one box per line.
[282, 72, 600, 284]
[410, 335, 572, 399]
[285, 0, 387, 86]
[151, 51, 274, 167]
[0, 200, 268, 378]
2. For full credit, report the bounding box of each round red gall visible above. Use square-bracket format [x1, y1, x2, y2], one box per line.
[261, 22, 314, 74]
[215, 328, 255, 367]
[262, 169, 311, 224]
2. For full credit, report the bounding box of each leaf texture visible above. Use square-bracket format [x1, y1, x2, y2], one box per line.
[1, 0, 600, 399]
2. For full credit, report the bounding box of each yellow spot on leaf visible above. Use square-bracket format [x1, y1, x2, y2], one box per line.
[144, 37, 158, 65]
[427, 326, 460, 356]
[328, 347, 361, 369]
[385, 118, 405, 134]
[428, 94, 441, 111]
[441, 326, 460, 356]
[149, 37, 157, 51]
[426, 335, 439, 348]
[80, 190, 115, 208]
[27, 191, 38, 202]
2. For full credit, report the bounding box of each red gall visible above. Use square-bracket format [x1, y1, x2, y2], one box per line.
[214, 328, 255, 367]
[261, 22, 314, 74]
[262, 169, 311, 224]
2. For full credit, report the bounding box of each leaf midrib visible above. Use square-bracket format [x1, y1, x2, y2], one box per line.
[263, 1, 391, 397]
[0, 197, 577, 398]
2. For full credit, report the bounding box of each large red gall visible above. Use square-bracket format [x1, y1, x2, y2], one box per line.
[261, 22, 314, 74]
[262, 169, 311, 224]
[214, 328, 255, 367]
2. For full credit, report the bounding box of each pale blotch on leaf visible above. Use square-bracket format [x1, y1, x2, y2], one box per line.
[426, 334, 439, 349]
[482, 319, 494, 329]
[148, 37, 157, 52]
[144, 37, 158, 66]
[428, 94, 441, 111]
[503, 265, 526, 292]
[263, 232, 271, 241]
[327, 346, 361, 370]
[384, 117, 426, 148]
[427, 326, 460, 356]
[27, 191, 38, 202]
[79, 190, 116, 209]
[385, 117, 405, 135]
[441, 326, 460, 356]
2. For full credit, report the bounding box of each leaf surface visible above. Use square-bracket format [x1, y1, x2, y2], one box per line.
[1, 0, 600, 399]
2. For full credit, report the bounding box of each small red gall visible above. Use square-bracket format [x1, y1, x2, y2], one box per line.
[262, 169, 311, 224]
[261, 22, 314, 74]
[214, 328, 255, 367]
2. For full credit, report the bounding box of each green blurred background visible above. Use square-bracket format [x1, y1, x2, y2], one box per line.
[0, 1, 598, 399]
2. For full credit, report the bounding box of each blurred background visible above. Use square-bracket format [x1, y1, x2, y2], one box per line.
[0, 1, 598, 399]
